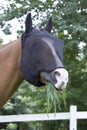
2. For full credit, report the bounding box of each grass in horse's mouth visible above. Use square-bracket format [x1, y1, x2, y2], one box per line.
[46, 82, 66, 113]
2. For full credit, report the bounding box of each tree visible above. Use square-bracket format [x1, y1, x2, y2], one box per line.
[0, 0, 87, 129]
[0, 39, 3, 45]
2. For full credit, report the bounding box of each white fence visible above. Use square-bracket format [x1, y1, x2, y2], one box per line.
[0, 105, 87, 130]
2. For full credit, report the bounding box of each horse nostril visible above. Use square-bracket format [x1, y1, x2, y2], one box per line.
[61, 81, 65, 87]
[53, 71, 61, 81]
[54, 71, 61, 77]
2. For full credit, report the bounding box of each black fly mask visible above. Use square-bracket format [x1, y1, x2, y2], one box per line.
[21, 13, 64, 87]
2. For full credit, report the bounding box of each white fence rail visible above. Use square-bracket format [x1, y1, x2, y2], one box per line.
[0, 105, 87, 130]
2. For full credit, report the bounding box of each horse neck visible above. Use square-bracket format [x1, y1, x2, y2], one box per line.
[0, 39, 24, 108]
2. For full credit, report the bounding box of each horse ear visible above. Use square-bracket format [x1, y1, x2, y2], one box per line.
[45, 17, 52, 33]
[25, 13, 32, 34]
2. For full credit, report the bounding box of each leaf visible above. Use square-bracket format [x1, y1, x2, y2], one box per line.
[46, 82, 67, 113]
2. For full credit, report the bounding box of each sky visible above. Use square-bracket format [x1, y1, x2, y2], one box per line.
[0, 18, 21, 44]
[0, 0, 42, 44]
[0, 0, 19, 44]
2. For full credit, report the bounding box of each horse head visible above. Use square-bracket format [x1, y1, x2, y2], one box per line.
[21, 13, 68, 91]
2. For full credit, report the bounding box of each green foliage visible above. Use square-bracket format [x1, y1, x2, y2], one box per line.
[46, 82, 67, 113]
[3, 24, 12, 35]
[0, 38, 3, 46]
[0, 0, 87, 129]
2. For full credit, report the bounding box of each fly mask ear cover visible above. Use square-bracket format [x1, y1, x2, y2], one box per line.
[21, 29, 64, 87]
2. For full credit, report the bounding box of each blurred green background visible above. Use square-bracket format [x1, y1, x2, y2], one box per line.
[0, 0, 87, 129]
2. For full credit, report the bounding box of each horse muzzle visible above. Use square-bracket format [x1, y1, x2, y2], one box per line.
[40, 68, 68, 91]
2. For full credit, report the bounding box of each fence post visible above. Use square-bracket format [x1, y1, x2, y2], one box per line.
[70, 105, 77, 130]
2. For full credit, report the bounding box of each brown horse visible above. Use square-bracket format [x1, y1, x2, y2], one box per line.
[0, 13, 68, 108]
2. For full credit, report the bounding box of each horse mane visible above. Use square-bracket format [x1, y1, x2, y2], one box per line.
[0, 39, 19, 49]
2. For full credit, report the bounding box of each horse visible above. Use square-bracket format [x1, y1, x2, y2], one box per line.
[0, 13, 68, 108]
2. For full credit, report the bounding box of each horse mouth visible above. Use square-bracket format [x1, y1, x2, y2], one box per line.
[56, 88, 63, 93]
[52, 82, 66, 93]
[40, 68, 68, 91]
